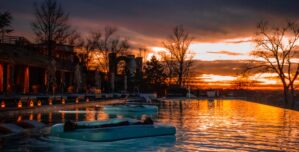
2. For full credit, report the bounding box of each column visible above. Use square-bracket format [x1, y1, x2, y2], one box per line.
[23, 66, 29, 94]
[0, 64, 3, 93]
[124, 75, 127, 92]
[110, 72, 115, 92]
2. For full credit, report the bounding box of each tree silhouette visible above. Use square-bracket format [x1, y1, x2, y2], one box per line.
[144, 55, 167, 85]
[163, 25, 194, 87]
[159, 51, 177, 85]
[231, 74, 255, 90]
[0, 11, 13, 42]
[245, 21, 299, 107]
[84, 26, 130, 72]
[31, 0, 74, 58]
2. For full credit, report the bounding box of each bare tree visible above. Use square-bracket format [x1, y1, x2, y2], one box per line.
[246, 21, 299, 107]
[85, 26, 130, 72]
[163, 25, 194, 87]
[159, 52, 177, 85]
[231, 74, 255, 90]
[31, 0, 73, 58]
[0, 11, 13, 42]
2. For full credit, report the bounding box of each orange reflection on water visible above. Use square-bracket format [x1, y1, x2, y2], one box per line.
[75, 108, 79, 121]
[37, 113, 41, 122]
[97, 112, 109, 121]
[61, 111, 65, 122]
[17, 115, 22, 122]
[29, 113, 34, 121]
[159, 99, 299, 151]
[85, 108, 96, 121]
[48, 112, 52, 124]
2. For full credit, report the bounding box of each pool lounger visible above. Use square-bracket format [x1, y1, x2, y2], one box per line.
[103, 105, 158, 112]
[50, 119, 176, 142]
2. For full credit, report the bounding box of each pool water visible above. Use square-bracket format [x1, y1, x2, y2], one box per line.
[1, 99, 299, 151]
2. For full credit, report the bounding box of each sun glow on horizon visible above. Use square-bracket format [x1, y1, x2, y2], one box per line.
[199, 74, 236, 82]
[150, 37, 255, 61]
[190, 39, 255, 61]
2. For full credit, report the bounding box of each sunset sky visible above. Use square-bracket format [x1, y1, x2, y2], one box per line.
[1, 0, 299, 89]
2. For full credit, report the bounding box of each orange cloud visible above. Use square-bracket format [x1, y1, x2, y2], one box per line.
[207, 50, 243, 56]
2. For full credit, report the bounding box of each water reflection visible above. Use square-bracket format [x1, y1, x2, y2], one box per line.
[1, 99, 299, 151]
[159, 99, 299, 151]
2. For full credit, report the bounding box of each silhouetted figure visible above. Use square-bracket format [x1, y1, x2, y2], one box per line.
[141, 116, 154, 125]
[63, 117, 154, 132]
[64, 120, 77, 131]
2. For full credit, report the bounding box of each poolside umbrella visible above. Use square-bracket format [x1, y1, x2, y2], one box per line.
[47, 59, 56, 94]
[95, 70, 101, 89]
[74, 64, 81, 93]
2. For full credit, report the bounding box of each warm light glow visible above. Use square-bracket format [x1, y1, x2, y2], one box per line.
[61, 111, 65, 122]
[190, 39, 254, 61]
[37, 113, 41, 122]
[75, 97, 79, 103]
[97, 112, 109, 121]
[17, 115, 22, 122]
[48, 112, 53, 123]
[37, 100, 42, 107]
[17, 100, 22, 108]
[151, 39, 254, 61]
[195, 73, 285, 89]
[200, 74, 236, 82]
[29, 113, 34, 120]
[249, 73, 280, 85]
[152, 46, 167, 52]
[148, 47, 167, 60]
[24, 66, 30, 94]
[86, 98, 89, 102]
[87, 52, 108, 72]
[48, 98, 53, 105]
[1, 100, 5, 108]
[29, 99, 34, 107]
[61, 98, 66, 104]
[0, 64, 3, 92]
[85, 108, 95, 121]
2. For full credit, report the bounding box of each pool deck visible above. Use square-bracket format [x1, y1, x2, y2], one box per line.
[160, 96, 299, 111]
[0, 98, 126, 115]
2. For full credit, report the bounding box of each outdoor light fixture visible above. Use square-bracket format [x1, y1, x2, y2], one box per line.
[75, 97, 79, 103]
[29, 99, 34, 107]
[61, 98, 66, 104]
[1, 100, 5, 108]
[48, 98, 53, 105]
[29, 113, 33, 120]
[17, 115, 22, 122]
[37, 100, 42, 107]
[17, 100, 22, 108]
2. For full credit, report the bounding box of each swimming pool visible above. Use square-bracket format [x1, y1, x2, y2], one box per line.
[1, 99, 299, 151]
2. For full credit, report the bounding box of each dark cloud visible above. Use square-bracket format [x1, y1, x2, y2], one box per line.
[207, 50, 242, 56]
[1, 0, 299, 44]
[192, 60, 249, 76]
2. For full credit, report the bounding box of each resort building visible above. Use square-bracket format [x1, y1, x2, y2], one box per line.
[0, 36, 79, 95]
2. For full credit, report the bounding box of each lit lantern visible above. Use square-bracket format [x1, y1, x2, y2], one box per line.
[61, 98, 66, 104]
[75, 97, 79, 103]
[29, 113, 34, 120]
[48, 98, 53, 105]
[86, 97, 89, 102]
[1, 100, 5, 108]
[17, 100, 22, 108]
[29, 99, 34, 107]
[48, 112, 53, 123]
[37, 113, 41, 122]
[37, 100, 42, 107]
[17, 115, 22, 122]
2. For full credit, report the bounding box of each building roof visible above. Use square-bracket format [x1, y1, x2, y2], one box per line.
[0, 44, 74, 71]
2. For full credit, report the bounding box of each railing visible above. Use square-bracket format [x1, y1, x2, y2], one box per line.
[0, 36, 31, 45]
